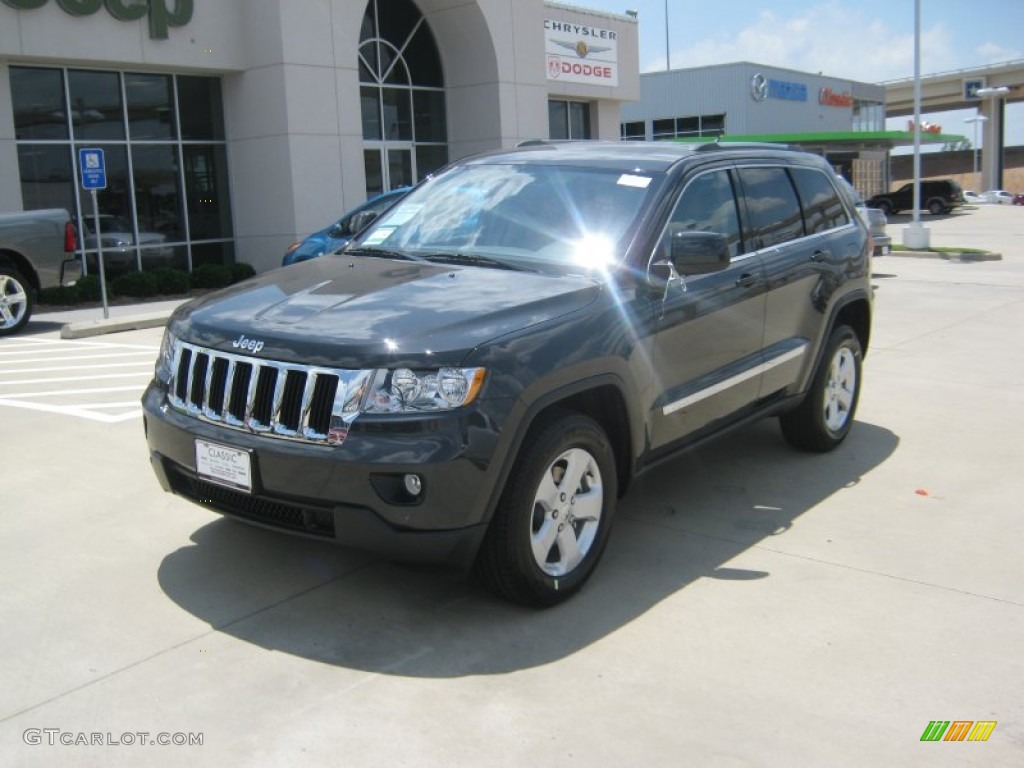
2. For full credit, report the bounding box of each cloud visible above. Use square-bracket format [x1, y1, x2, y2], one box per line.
[644, 1, 980, 83]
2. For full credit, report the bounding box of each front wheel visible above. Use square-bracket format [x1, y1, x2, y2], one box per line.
[928, 199, 946, 215]
[475, 412, 617, 607]
[0, 266, 34, 336]
[780, 325, 862, 452]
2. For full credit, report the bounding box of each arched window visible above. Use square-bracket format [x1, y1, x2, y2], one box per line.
[359, 0, 448, 197]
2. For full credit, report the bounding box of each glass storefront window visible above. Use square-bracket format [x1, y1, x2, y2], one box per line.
[126, 73, 176, 140]
[549, 101, 591, 140]
[68, 70, 125, 141]
[11, 67, 67, 141]
[183, 145, 233, 241]
[10, 66, 233, 273]
[132, 145, 185, 242]
[177, 76, 225, 140]
[16, 145, 74, 213]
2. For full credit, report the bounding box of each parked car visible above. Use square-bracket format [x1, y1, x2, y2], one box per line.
[866, 179, 964, 216]
[980, 190, 1014, 205]
[144, 141, 872, 606]
[1013, 193, 1024, 206]
[0, 208, 79, 335]
[81, 214, 172, 271]
[963, 190, 982, 205]
[282, 188, 409, 266]
[835, 176, 890, 256]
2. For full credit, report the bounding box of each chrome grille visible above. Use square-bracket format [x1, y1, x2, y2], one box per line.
[167, 340, 371, 445]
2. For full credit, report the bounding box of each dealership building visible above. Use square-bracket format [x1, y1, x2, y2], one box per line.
[0, 0, 639, 273]
[621, 62, 912, 198]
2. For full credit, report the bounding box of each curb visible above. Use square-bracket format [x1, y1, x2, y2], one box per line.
[888, 250, 1002, 262]
[60, 310, 172, 339]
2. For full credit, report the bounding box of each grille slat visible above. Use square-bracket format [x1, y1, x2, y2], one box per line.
[166, 340, 370, 446]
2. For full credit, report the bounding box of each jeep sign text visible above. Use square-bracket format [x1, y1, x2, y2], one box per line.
[1, 0, 193, 40]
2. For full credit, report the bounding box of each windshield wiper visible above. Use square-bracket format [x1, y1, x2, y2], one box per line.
[345, 246, 427, 263]
[418, 252, 534, 272]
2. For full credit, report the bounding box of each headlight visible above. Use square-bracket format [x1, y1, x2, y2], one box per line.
[155, 328, 178, 385]
[363, 367, 486, 413]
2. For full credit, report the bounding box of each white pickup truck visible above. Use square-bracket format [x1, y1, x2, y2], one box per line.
[0, 208, 80, 335]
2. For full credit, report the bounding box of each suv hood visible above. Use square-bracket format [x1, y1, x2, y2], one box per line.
[172, 256, 602, 367]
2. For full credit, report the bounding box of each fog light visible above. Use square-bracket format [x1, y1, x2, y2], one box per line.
[403, 474, 423, 497]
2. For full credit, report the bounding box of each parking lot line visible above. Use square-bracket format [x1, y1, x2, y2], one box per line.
[0, 371, 152, 387]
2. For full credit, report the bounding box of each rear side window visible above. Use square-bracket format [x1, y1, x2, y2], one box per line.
[737, 167, 804, 249]
[790, 167, 850, 234]
[666, 169, 743, 258]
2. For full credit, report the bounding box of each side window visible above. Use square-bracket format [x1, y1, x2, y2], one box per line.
[790, 167, 850, 234]
[737, 167, 804, 249]
[666, 170, 743, 258]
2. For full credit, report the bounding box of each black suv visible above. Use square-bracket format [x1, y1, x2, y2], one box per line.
[866, 179, 964, 216]
[143, 142, 872, 606]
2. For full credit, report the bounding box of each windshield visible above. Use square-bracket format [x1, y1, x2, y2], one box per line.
[351, 163, 659, 269]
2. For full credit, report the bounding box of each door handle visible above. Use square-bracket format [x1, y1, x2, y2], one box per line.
[735, 273, 758, 288]
[811, 250, 830, 263]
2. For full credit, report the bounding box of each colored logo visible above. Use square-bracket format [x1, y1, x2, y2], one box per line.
[920, 721, 997, 742]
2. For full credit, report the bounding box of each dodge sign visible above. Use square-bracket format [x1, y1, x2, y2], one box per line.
[544, 19, 619, 87]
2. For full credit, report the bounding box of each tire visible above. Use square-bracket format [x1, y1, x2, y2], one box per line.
[0, 265, 34, 336]
[475, 412, 617, 607]
[875, 200, 892, 216]
[780, 325, 862, 453]
[928, 199, 946, 215]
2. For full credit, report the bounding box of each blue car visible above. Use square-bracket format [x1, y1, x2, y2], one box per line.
[281, 187, 409, 266]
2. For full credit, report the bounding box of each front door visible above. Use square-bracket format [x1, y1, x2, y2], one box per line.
[647, 168, 767, 451]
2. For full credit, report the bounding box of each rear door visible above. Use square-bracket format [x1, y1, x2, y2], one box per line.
[737, 165, 858, 399]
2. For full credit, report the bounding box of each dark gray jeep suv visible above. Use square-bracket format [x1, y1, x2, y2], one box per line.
[143, 141, 872, 606]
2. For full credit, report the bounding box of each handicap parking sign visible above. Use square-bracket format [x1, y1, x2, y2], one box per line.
[78, 148, 107, 190]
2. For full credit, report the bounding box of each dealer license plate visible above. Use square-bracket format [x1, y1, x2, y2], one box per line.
[195, 439, 252, 493]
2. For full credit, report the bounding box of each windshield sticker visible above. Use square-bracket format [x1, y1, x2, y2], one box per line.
[617, 174, 652, 189]
[363, 227, 396, 245]
[385, 204, 423, 225]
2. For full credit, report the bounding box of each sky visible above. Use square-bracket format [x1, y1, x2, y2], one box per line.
[575, 0, 1024, 151]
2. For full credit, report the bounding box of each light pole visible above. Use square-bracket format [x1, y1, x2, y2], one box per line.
[902, 0, 928, 250]
[964, 114, 987, 191]
[975, 86, 1010, 190]
[664, 0, 670, 70]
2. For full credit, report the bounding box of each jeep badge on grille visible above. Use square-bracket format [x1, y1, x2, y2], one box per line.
[232, 334, 265, 354]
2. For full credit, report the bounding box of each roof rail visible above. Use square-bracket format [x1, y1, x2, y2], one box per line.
[693, 140, 798, 152]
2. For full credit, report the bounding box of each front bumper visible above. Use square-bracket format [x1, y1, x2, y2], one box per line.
[142, 382, 500, 566]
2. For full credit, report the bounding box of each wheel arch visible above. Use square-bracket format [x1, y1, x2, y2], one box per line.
[0, 248, 40, 292]
[832, 293, 872, 357]
[482, 375, 637, 527]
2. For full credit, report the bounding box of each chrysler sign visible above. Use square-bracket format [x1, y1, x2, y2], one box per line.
[544, 19, 619, 87]
[1, 0, 193, 40]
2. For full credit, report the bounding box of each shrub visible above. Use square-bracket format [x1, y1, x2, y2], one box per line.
[230, 262, 256, 284]
[112, 270, 160, 298]
[75, 274, 107, 302]
[38, 285, 79, 306]
[150, 266, 190, 295]
[189, 263, 233, 289]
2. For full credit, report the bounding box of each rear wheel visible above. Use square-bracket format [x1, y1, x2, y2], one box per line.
[475, 412, 617, 607]
[928, 199, 946, 215]
[780, 325, 862, 452]
[0, 266, 33, 336]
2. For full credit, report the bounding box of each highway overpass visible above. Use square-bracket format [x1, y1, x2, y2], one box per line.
[884, 60, 1024, 189]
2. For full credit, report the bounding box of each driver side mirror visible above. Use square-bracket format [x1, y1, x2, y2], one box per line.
[664, 227, 731, 275]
